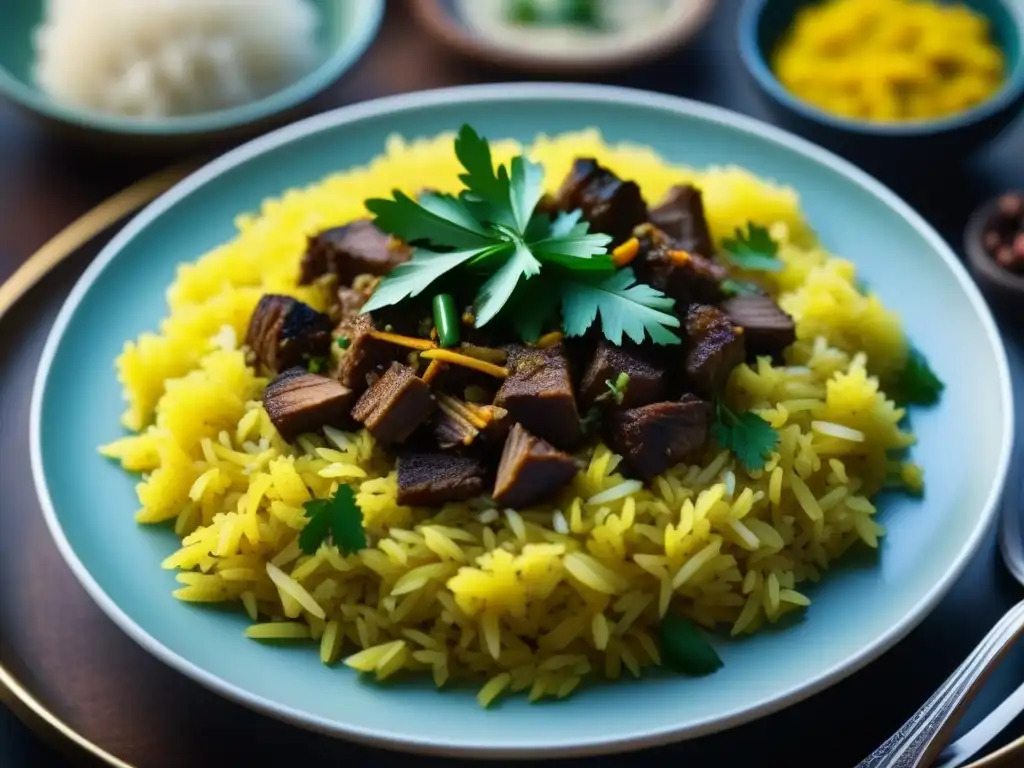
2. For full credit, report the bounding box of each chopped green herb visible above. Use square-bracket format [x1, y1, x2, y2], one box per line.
[307, 356, 326, 373]
[559, 268, 681, 346]
[603, 372, 630, 405]
[432, 293, 460, 348]
[336, 336, 350, 350]
[721, 222, 782, 273]
[720, 278, 762, 297]
[711, 399, 780, 472]
[363, 125, 680, 346]
[298, 484, 366, 556]
[897, 345, 944, 406]
[659, 615, 723, 675]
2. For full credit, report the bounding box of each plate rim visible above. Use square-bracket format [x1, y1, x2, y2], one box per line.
[29, 82, 1016, 758]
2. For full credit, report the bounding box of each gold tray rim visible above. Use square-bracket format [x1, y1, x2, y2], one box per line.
[0, 167, 1019, 768]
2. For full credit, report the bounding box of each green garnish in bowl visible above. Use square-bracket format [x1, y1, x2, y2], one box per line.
[363, 125, 680, 346]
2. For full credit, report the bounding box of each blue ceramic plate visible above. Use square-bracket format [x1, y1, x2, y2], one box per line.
[30, 84, 1014, 757]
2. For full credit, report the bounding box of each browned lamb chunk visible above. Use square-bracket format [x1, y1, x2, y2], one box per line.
[720, 294, 796, 359]
[300, 220, 410, 285]
[648, 184, 716, 259]
[351, 362, 435, 445]
[606, 395, 712, 481]
[263, 368, 355, 443]
[246, 294, 333, 375]
[632, 225, 727, 310]
[578, 340, 666, 410]
[685, 304, 746, 397]
[396, 453, 489, 507]
[492, 424, 578, 508]
[554, 158, 647, 245]
[494, 343, 581, 449]
[331, 313, 395, 395]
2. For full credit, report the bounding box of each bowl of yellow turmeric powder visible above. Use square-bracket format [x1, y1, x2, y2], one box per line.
[738, 0, 1024, 161]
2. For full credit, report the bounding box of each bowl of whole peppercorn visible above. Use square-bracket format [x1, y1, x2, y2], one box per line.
[965, 191, 1024, 315]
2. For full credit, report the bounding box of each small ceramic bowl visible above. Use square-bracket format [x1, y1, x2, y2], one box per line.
[411, 0, 716, 74]
[0, 0, 384, 154]
[965, 191, 1024, 317]
[737, 0, 1024, 164]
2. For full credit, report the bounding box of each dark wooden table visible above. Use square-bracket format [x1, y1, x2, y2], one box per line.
[1, 3, 1022, 766]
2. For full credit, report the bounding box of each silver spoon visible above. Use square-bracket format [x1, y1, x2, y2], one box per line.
[858, 465, 1024, 768]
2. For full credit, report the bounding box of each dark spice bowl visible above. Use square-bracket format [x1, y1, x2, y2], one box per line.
[965, 191, 1024, 317]
[737, 0, 1024, 168]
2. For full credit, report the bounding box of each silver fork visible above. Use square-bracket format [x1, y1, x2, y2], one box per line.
[858, 465, 1024, 768]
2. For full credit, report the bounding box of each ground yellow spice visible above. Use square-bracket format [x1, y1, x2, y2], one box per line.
[773, 0, 1006, 122]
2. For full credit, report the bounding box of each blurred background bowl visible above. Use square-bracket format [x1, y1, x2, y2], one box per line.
[411, 0, 716, 74]
[737, 0, 1024, 166]
[0, 0, 385, 155]
[965, 190, 1024, 318]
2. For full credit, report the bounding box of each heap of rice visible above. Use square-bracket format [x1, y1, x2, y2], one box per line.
[101, 130, 922, 706]
[33, 0, 319, 118]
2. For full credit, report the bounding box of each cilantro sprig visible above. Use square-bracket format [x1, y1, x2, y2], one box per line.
[298, 484, 366, 555]
[721, 223, 782, 273]
[711, 399, 780, 473]
[362, 125, 680, 346]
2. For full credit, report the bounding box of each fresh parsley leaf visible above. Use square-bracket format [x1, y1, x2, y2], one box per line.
[366, 191, 491, 249]
[532, 229, 614, 270]
[659, 615, 723, 675]
[474, 239, 542, 327]
[336, 336, 350, 350]
[720, 278, 761, 297]
[454, 124, 510, 213]
[898, 345, 944, 406]
[560, 267, 681, 346]
[711, 399, 780, 472]
[298, 484, 366, 556]
[361, 245, 500, 313]
[721, 222, 782, 273]
[508, 155, 545, 232]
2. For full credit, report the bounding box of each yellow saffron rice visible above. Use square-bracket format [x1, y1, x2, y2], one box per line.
[100, 130, 920, 706]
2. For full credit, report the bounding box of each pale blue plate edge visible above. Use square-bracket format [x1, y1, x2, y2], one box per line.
[28, 83, 1016, 758]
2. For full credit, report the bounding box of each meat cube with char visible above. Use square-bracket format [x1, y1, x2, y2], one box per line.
[554, 158, 647, 245]
[495, 343, 581, 449]
[263, 368, 355, 443]
[578, 340, 666, 409]
[493, 424, 578, 508]
[300, 219, 410, 285]
[246, 294, 333, 375]
[606, 395, 712, 481]
[331, 313, 395, 395]
[397, 452, 489, 507]
[351, 362, 435, 445]
[633, 224, 727, 309]
[685, 304, 746, 397]
[648, 184, 716, 259]
[721, 294, 796, 360]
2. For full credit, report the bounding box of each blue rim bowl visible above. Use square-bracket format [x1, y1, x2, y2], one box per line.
[0, 0, 384, 149]
[738, 0, 1024, 162]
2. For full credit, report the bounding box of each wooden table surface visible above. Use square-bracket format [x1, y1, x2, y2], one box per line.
[1, 3, 1022, 766]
